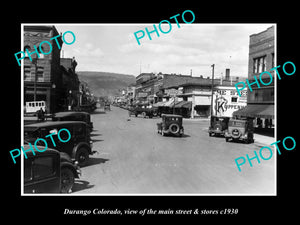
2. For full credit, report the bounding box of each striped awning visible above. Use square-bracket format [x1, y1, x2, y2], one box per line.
[233, 104, 274, 119]
[174, 101, 192, 109]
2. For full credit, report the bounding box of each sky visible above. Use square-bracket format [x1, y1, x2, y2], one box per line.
[54, 23, 274, 78]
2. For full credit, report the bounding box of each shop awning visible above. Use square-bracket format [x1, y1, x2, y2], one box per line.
[233, 104, 274, 119]
[152, 101, 166, 107]
[174, 101, 192, 109]
[163, 99, 176, 107]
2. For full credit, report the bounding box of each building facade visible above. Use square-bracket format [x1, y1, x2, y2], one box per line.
[132, 70, 247, 118]
[233, 26, 275, 129]
[248, 26, 275, 105]
[24, 25, 64, 113]
[60, 57, 80, 110]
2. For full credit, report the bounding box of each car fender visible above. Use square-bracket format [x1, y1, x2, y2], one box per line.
[60, 162, 80, 178]
[72, 142, 92, 159]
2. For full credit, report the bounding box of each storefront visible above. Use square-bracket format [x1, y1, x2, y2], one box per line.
[232, 104, 274, 129]
[212, 86, 247, 118]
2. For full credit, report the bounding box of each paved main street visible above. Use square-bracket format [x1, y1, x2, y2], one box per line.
[73, 106, 275, 195]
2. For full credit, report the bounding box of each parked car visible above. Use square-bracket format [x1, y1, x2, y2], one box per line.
[224, 118, 254, 143]
[24, 146, 81, 194]
[24, 121, 96, 166]
[208, 116, 230, 137]
[131, 106, 158, 118]
[52, 111, 93, 132]
[104, 103, 111, 111]
[157, 114, 184, 137]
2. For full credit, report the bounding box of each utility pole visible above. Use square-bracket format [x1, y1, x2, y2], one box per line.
[32, 57, 38, 102]
[210, 64, 215, 118]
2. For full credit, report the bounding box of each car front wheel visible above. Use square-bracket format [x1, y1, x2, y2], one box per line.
[60, 167, 75, 193]
[75, 147, 89, 167]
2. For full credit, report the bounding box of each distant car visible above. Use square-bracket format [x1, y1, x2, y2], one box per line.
[208, 116, 230, 137]
[131, 106, 158, 118]
[224, 118, 254, 143]
[157, 114, 184, 137]
[24, 147, 81, 194]
[52, 111, 93, 132]
[24, 121, 96, 166]
[104, 103, 111, 111]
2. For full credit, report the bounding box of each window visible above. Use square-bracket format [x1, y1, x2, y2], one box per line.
[39, 46, 45, 59]
[37, 67, 44, 81]
[24, 45, 31, 58]
[24, 66, 31, 80]
[33, 157, 55, 180]
[231, 97, 238, 103]
[253, 56, 266, 73]
[255, 91, 259, 100]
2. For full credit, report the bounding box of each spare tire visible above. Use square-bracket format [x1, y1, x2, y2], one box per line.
[169, 123, 180, 134]
[231, 129, 240, 138]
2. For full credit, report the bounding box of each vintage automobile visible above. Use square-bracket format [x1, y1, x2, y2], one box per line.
[157, 114, 184, 137]
[130, 106, 158, 118]
[208, 116, 230, 137]
[24, 146, 81, 194]
[52, 111, 93, 132]
[224, 118, 254, 143]
[24, 121, 96, 166]
[104, 102, 111, 111]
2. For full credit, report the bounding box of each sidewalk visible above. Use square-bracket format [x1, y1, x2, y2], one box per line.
[254, 133, 275, 146]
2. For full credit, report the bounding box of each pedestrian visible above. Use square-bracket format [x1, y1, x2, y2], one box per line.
[37, 107, 45, 122]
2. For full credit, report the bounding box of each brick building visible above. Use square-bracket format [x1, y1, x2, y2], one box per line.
[60, 57, 80, 110]
[133, 70, 247, 118]
[233, 26, 275, 130]
[24, 25, 64, 113]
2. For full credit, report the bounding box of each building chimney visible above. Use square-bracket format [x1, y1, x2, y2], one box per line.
[225, 68, 230, 80]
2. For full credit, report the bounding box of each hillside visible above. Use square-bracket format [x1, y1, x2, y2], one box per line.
[77, 71, 136, 97]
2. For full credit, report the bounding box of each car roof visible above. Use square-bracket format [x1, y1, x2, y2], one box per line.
[25, 121, 86, 128]
[53, 111, 90, 117]
[22, 145, 60, 157]
[161, 114, 183, 118]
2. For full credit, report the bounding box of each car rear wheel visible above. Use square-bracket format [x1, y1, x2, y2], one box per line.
[142, 112, 147, 118]
[76, 147, 89, 167]
[60, 167, 75, 193]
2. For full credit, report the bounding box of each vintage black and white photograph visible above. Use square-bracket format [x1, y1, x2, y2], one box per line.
[21, 23, 276, 195]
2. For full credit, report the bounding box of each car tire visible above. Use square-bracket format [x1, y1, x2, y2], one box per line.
[142, 112, 146, 118]
[169, 123, 180, 134]
[225, 137, 229, 142]
[60, 167, 75, 193]
[75, 147, 89, 167]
